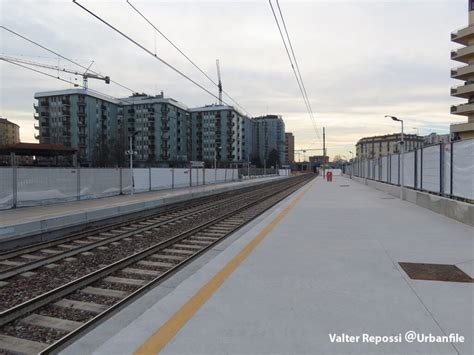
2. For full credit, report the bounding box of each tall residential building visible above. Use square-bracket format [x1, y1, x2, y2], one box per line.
[356, 133, 424, 160]
[450, 0, 474, 140]
[34, 89, 120, 164]
[284, 132, 295, 164]
[189, 105, 253, 163]
[253, 115, 285, 165]
[119, 93, 190, 162]
[0, 118, 20, 147]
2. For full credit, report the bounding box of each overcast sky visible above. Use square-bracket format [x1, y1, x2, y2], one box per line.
[0, 0, 469, 159]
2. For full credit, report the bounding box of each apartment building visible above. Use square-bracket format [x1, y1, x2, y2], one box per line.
[356, 133, 424, 160]
[189, 105, 253, 164]
[0, 118, 20, 147]
[253, 115, 286, 166]
[450, 0, 474, 140]
[284, 132, 295, 164]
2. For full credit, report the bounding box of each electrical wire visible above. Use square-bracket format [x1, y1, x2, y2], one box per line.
[268, 0, 320, 142]
[276, 0, 320, 139]
[1, 25, 137, 94]
[73, 0, 239, 111]
[126, 0, 251, 116]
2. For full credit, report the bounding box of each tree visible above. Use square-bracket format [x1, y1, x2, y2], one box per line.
[267, 148, 280, 168]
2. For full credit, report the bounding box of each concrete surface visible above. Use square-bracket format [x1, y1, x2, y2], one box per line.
[348, 174, 474, 226]
[61, 176, 473, 355]
[0, 176, 284, 248]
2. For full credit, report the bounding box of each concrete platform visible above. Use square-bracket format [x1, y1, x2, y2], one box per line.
[61, 176, 473, 355]
[0, 176, 284, 248]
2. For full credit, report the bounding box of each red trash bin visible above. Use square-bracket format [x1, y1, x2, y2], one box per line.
[326, 171, 333, 182]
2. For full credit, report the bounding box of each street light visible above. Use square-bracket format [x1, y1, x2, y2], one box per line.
[385, 115, 404, 200]
[127, 131, 140, 196]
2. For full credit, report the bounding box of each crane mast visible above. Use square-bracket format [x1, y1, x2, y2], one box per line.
[216, 59, 222, 105]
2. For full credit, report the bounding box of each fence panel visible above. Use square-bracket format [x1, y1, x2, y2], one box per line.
[133, 168, 150, 193]
[390, 155, 399, 184]
[452, 139, 474, 200]
[422, 145, 440, 193]
[0, 168, 13, 209]
[403, 151, 415, 188]
[17, 167, 77, 206]
[80, 168, 121, 199]
[374, 159, 379, 181]
[173, 168, 190, 188]
[443, 145, 451, 196]
[121, 169, 131, 194]
[381, 157, 388, 182]
[151, 168, 173, 190]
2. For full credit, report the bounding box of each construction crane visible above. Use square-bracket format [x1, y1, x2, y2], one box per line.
[216, 59, 222, 105]
[0, 55, 110, 89]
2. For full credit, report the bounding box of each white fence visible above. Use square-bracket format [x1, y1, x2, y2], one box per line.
[0, 167, 289, 209]
[343, 139, 474, 201]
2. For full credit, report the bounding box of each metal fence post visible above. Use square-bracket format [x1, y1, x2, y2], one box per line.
[77, 165, 81, 201]
[202, 168, 204, 186]
[11, 152, 17, 209]
[439, 143, 444, 195]
[398, 153, 401, 186]
[450, 142, 454, 196]
[149, 167, 152, 192]
[420, 146, 423, 191]
[189, 166, 192, 187]
[172, 167, 175, 189]
[224, 166, 227, 182]
[414, 149, 418, 189]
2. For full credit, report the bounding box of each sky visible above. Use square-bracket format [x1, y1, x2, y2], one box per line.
[0, 0, 469, 160]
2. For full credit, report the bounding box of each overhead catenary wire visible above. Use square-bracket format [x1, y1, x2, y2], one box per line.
[0, 25, 137, 94]
[73, 0, 238, 111]
[268, 0, 321, 142]
[275, 0, 320, 140]
[126, 0, 251, 116]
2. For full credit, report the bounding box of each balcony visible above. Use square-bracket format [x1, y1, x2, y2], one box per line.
[451, 45, 474, 63]
[451, 25, 474, 45]
[34, 124, 39, 130]
[451, 82, 474, 98]
[34, 113, 39, 120]
[451, 64, 474, 80]
[450, 102, 474, 116]
[450, 121, 474, 134]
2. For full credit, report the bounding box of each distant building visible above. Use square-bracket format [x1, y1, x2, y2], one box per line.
[253, 115, 285, 166]
[189, 105, 253, 164]
[356, 133, 424, 160]
[284, 132, 294, 164]
[0, 118, 20, 147]
[423, 132, 451, 146]
[450, 0, 474, 140]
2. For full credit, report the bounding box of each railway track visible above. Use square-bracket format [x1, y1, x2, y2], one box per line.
[0, 175, 313, 354]
[0, 177, 291, 280]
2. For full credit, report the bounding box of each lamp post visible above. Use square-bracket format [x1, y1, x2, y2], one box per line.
[385, 115, 404, 200]
[349, 150, 354, 179]
[127, 131, 140, 196]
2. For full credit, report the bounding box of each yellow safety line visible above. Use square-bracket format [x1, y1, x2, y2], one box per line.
[135, 179, 315, 355]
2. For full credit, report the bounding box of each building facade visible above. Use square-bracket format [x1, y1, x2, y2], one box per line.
[450, 0, 474, 140]
[0, 118, 20, 147]
[423, 132, 451, 146]
[356, 133, 424, 160]
[189, 105, 253, 164]
[284, 132, 294, 164]
[253, 115, 285, 166]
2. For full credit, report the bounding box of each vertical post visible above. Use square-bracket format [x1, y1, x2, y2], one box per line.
[247, 153, 250, 179]
[129, 135, 134, 196]
[439, 143, 444, 195]
[224, 165, 227, 182]
[232, 164, 235, 181]
[11, 152, 17, 209]
[450, 142, 453, 196]
[414, 149, 418, 189]
[400, 121, 404, 200]
[172, 167, 175, 189]
[420, 145, 424, 191]
[149, 167, 152, 192]
[263, 158, 266, 177]
[202, 167, 205, 185]
[76, 164, 81, 201]
[189, 165, 192, 187]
